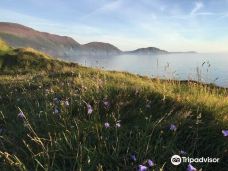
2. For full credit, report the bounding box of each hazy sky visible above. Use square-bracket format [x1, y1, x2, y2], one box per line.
[1, 0, 228, 52]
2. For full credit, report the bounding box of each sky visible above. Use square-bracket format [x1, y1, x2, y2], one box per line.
[1, 0, 228, 52]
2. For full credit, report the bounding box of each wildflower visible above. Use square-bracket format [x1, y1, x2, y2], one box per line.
[18, 111, 25, 119]
[53, 97, 58, 101]
[65, 100, 70, 106]
[53, 97, 60, 104]
[187, 164, 197, 171]
[116, 122, 121, 128]
[104, 122, 110, 128]
[116, 120, 121, 128]
[147, 159, 154, 167]
[138, 165, 148, 171]
[180, 150, 187, 155]
[170, 124, 177, 131]
[54, 108, 59, 114]
[130, 153, 137, 162]
[222, 130, 228, 137]
[103, 100, 110, 108]
[87, 104, 93, 114]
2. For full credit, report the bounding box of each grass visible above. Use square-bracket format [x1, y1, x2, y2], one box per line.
[0, 40, 227, 171]
[0, 39, 11, 55]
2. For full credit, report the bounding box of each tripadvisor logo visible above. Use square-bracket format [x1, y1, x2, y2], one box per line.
[171, 155, 182, 165]
[171, 155, 219, 165]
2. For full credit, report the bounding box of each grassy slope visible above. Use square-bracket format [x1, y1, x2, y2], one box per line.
[0, 39, 11, 54]
[0, 40, 227, 171]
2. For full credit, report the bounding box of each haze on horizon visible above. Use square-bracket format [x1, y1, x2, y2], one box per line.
[1, 0, 228, 53]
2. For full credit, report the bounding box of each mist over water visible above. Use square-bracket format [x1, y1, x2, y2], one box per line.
[72, 53, 228, 87]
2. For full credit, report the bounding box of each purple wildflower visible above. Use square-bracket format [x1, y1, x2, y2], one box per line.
[138, 165, 148, 171]
[87, 104, 93, 114]
[18, 111, 25, 119]
[147, 159, 154, 167]
[54, 108, 59, 114]
[187, 164, 197, 171]
[104, 101, 109, 106]
[104, 122, 110, 128]
[170, 124, 177, 131]
[130, 154, 136, 162]
[103, 100, 110, 108]
[180, 150, 187, 155]
[222, 130, 228, 137]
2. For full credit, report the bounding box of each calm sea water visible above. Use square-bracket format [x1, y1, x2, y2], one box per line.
[73, 53, 228, 87]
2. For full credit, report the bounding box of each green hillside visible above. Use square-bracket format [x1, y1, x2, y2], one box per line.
[0, 39, 11, 54]
[0, 42, 77, 73]
[0, 40, 227, 171]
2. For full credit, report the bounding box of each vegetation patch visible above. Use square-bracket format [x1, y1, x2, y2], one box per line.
[0, 40, 227, 171]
